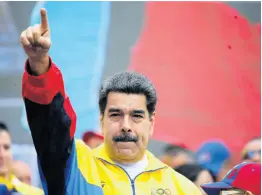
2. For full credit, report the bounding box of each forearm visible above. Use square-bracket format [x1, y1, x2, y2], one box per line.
[22, 57, 76, 194]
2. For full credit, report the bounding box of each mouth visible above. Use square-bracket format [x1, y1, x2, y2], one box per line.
[116, 141, 136, 147]
[116, 141, 136, 144]
[115, 140, 136, 143]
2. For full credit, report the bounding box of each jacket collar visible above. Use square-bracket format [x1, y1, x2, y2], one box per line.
[93, 144, 167, 171]
[0, 174, 16, 190]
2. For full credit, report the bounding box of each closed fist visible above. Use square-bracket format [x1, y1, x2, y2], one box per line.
[20, 8, 51, 75]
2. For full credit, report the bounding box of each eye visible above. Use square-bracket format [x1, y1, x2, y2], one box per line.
[132, 115, 144, 119]
[110, 113, 120, 117]
[134, 115, 143, 118]
[4, 144, 10, 150]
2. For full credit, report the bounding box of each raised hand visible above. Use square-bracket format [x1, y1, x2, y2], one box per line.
[20, 8, 51, 75]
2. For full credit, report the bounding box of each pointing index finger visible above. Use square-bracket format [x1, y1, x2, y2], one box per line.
[40, 8, 49, 33]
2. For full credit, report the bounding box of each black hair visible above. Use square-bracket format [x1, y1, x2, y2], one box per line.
[164, 144, 196, 161]
[0, 122, 8, 132]
[99, 71, 157, 117]
[175, 164, 215, 182]
[249, 136, 261, 142]
[164, 144, 187, 154]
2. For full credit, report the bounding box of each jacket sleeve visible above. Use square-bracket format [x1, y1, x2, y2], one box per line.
[22, 57, 76, 195]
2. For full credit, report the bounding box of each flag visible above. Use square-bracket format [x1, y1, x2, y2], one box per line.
[21, 1, 111, 138]
[129, 2, 261, 162]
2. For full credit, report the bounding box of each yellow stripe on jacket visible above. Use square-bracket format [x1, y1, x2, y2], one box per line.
[11, 177, 44, 195]
[0, 175, 43, 195]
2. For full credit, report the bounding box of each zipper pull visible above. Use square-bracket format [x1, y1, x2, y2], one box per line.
[131, 180, 135, 188]
[131, 181, 135, 195]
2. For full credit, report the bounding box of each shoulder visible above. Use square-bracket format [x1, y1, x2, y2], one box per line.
[73, 139, 95, 160]
[74, 139, 93, 153]
[75, 139, 90, 148]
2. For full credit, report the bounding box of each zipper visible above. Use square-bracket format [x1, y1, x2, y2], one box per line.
[98, 158, 167, 195]
[131, 180, 135, 195]
[113, 163, 136, 195]
[98, 158, 136, 195]
[131, 167, 167, 195]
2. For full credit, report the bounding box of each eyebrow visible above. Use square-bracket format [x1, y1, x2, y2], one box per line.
[108, 108, 145, 115]
[108, 108, 122, 113]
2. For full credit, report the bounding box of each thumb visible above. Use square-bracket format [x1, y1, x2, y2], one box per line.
[37, 37, 51, 49]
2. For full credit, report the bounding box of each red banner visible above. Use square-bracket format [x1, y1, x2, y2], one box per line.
[129, 2, 261, 162]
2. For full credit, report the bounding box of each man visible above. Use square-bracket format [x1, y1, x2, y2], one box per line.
[160, 143, 196, 168]
[241, 137, 261, 163]
[0, 122, 43, 194]
[196, 140, 233, 181]
[12, 160, 32, 185]
[82, 131, 104, 149]
[201, 162, 261, 195]
[0, 122, 12, 181]
[20, 8, 201, 195]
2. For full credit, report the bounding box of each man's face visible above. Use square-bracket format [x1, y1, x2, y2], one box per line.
[170, 152, 194, 168]
[12, 161, 31, 185]
[0, 131, 12, 177]
[243, 139, 261, 163]
[161, 152, 194, 168]
[101, 92, 155, 163]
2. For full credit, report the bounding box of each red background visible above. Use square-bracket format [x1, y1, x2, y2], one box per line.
[129, 2, 261, 162]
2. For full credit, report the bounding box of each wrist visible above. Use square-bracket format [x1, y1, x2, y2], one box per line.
[28, 55, 50, 75]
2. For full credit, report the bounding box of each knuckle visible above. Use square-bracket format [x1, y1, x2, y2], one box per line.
[27, 26, 32, 31]
[27, 35, 33, 42]
[20, 34, 25, 41]
[20, 31, 25, 39]
[33, 29, 40, 37]
[32, 30, 37, 36]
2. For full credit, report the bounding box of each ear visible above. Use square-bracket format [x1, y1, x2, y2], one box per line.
[245, 191, 253, 195]
[100, 114, 105, 136]
[149, 112, 156, 137]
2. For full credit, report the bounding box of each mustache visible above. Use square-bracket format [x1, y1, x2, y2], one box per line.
[113, 133, 138, 143]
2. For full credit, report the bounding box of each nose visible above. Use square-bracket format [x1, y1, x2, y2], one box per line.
[121, 115, 132, 133]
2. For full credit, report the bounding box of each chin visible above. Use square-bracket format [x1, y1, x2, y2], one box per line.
[115, 148, 140, 162]
[117, 148, 135, 158]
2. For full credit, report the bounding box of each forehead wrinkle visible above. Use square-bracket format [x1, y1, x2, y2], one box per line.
[108, 106, 146, 114]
